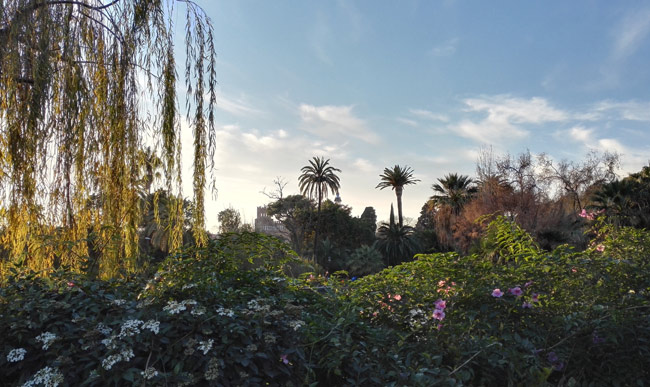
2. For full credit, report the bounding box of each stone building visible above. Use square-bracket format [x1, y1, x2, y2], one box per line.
[254, 206, 288, 239]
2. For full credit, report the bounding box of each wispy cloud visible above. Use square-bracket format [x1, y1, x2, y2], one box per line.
[450, 95, 568, 143]
[409, 109, 449, 122]
[352, 158, 375, 173]
[430, 37, 459, 57]
[593, 100, 650, 121]
[299, 104, 379, 143]
[217, 95, 263, 117]
[612, 8, 650, 61]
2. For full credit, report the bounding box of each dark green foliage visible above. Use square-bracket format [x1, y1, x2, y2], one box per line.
[2, 219, 649, 386]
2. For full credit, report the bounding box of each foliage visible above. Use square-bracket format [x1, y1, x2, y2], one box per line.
[0, 0, 217, 277]
[266, 194, 314, 256]
[2, 216, 649, 386]
[375, 205, 420, 266]
[218, 207, 243, 234]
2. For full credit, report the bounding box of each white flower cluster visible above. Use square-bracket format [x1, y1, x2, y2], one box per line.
[142, 320, 160, 334]
[102, 347, 135, 370]
[101, 336, 118, 350]
[407, 308, 432, 329]
[112, 299, 127, 306]
[119, 320, 143, 338]
[191, 306, 206, 316]
[198, 339, 214, 355]
[35, 332, 57, 350]
[263, 332, 277, 344]
[163, 300, 186, 314]
[22, 366, 64, 387]
[247, 299, 271, 313]
[140, 367, 159, 380]
[95, 323, 112, 336]
[216, 307, 235, 318]
[7, 348, 26, 362]
[245, 344, 258, 352]
[204, 357, 220, 381]
[163, 299, 199, 315]
[181, 283, 197, 290]
[288, 320, 305, 331]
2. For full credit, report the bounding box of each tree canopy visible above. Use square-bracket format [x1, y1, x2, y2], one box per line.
[0, 0, 216, 277]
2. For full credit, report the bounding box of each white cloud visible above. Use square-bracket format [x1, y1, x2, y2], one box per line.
[430, 38, 459, 57]
[612, 8, 650, 61]
[449, 95, 568, 143]
[593, 100, 650, 121]
[352, 158, 375, 173]
[299, 104, 379, 143]
[396, 117, 419, 127]
[568, 126, 595, 143]
[409, 109, 449, 122]
[217, 95, 263, 117]
[463, 95, 568, 124]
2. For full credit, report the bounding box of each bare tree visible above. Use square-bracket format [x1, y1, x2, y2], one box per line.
[538, 150, 619, 212]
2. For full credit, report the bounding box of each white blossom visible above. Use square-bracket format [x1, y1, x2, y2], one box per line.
[35, 332, 57, 350]
[198, 339, 214, 355]
[142, 320, 160, 334]
[22, 366, 64, 387]
[7, 348, 26, 362]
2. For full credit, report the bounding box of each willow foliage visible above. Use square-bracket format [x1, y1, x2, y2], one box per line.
[0, 0, 216, 277]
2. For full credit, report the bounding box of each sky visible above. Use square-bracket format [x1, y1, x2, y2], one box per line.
[175, 1, 650, 232]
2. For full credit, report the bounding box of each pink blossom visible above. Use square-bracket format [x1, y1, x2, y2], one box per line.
[67, 281, 75, 287]
[434, 299, 446, 310]
[579, 209, 588, 218]
[492, 289, 504, 298]
[531, 293, 539, 302]
[438, 280, 446, 287]
[437, 323, 443, 330]
[522, 301, 533, 309]
[524, 281, 534, 288]
[432, 309, 446, 321]
[571, 267, 578, 273]
[596, 244, 605, 252]
[393, 294, 402, 301]
[280, 354, 289, 365]
[510, 287, 523, 296]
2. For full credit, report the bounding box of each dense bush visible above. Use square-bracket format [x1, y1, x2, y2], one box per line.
[1, 223, 649, 386]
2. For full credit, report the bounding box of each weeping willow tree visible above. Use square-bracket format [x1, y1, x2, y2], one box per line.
[0, 0, 216, 278]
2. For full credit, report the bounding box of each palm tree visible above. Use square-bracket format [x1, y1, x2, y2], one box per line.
[374, 204, 419, 266]
[376, 165, 420, 227]
[298, 157, 341, 263]
[431, 173, 477, 215]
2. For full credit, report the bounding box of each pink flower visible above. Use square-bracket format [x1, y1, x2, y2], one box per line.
[393, 294, 402, 301]
[596, 244, 605, 252]
[524, 281, 534, 288]
[492, 289, 504, 298]
[579, 209, 588, 218]
[280, 354, 289, 365]
[432, 309, 446, 321]
[531, 293, 539, 302]
[522, 301, 533, 309]
[67, 281, 75, 287]
[571, 267, 578, 273]
[510, 287, 523, 297]
[372, 311, 378, 317]
[437, 323, 443, 330]
[434, 299, 446, 310]
[438, 280, 446, 287]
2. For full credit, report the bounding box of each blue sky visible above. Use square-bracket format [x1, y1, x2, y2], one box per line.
[179, 1, 650, 231]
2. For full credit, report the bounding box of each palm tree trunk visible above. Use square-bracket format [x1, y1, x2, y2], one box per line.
[396, 186, 404, 227]
[314, 186, 322, 264]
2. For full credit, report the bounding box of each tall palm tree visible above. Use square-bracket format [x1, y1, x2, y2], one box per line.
[298, 157, 341, 263]
[376, 165, 420, 227]
[431, 173, 477, 215]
